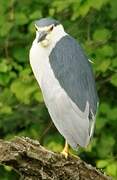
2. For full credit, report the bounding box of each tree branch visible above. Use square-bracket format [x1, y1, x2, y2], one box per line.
[0, 137, 111, 180]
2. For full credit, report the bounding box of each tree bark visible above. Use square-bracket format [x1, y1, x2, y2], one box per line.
[0, 137, 111, 180]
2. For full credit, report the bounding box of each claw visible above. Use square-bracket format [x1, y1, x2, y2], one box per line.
[61, 150, 68, 158]
[61, 141, 69, 158]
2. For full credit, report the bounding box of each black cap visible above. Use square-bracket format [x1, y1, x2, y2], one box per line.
[35, 18, 60, 27]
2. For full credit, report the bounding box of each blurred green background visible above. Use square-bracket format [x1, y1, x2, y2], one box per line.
[0, 0, 117, 179]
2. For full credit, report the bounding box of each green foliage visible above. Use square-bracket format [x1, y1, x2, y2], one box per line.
[0, 0, 117, 179]
[93, 28, 111, 42]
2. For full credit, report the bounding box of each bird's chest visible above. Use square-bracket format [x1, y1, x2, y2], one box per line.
[30, 43, 62, 102]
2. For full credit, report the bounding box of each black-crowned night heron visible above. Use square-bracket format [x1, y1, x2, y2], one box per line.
[29, 18, 98, 157]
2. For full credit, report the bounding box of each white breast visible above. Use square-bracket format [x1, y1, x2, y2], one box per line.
[30, 42, 63, 103]
[29, 27, 67, 103]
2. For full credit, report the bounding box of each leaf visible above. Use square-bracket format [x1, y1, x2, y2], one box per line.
[49, 8, 55, 16]
[52, 0, 71, 12]
[96, 117, 108, 131]
[106, 163, 117, 177]
[0, 88, 14, 105]
[97, 59, 111, 72]
[96, 134, 115, 158]
[43, 134, 63, 152]
[95, 58, 111, 73]
[101, 46, 114, 57]
[0, 22, 13, 37]
[0, 61, 8, 72]
[12, 48, 27, 62]
[93, 28, 111, 41]
[78, 2, 91, 17]
[107, 107, 117, 121]
[112, 58, 117, 68]
[12, 62, 23, 72]
[10, 80, 28, 103]
[109, 1, 117, 19]
[15, 13, 28, 25]
[10, 67, 38, 103]
[29, 11, 42, 20]
[91, 0, 109, 10]
[34, 91, 44, 103]
[99, 103, 110, 114]
[95, 46, 114, 59]
[0, 105, 12, 114]
[110, 74, 117, 87]
[20, 67, 32, 77]
[96, 160, 109, 168]
[0, 73, 11, 86]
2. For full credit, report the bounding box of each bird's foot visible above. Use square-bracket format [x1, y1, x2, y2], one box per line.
[61, 149, 69, 158]
[61, 141, 69, 158]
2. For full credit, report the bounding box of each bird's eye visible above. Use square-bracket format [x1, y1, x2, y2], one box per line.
[49, 25, 54, 32]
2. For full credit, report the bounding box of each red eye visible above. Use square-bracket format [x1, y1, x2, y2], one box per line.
[49, 25, 54, 31]
[35, 26, 38, 31]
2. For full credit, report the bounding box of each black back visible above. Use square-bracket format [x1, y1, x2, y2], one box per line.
[49, 35, 99, 117]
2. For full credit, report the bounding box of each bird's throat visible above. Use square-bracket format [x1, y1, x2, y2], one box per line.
[40, 39, 50, 47]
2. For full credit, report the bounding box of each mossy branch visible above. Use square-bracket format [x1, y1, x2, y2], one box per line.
[0, 137, 111, 180]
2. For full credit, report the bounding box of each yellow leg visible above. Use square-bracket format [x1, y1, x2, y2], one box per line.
[61, 140, 69, 158]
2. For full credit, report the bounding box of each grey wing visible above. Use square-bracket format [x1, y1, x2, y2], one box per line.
[49, 35, 99, 147]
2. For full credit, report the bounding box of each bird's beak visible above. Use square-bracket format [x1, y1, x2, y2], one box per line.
[37, 31, 47, 43]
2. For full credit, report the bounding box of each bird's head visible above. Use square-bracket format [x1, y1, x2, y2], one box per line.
[34, 18, 65, 47]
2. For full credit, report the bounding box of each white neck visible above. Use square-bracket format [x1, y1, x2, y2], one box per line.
[51, 24, 67, 45]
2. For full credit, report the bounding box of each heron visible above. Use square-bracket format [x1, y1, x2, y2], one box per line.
[29, 18, 99, 157]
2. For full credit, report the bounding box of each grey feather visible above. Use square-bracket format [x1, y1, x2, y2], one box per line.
[49, 35, 99, 136]
[35, 18, 60, 27]
[42, 85, 90, 148]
